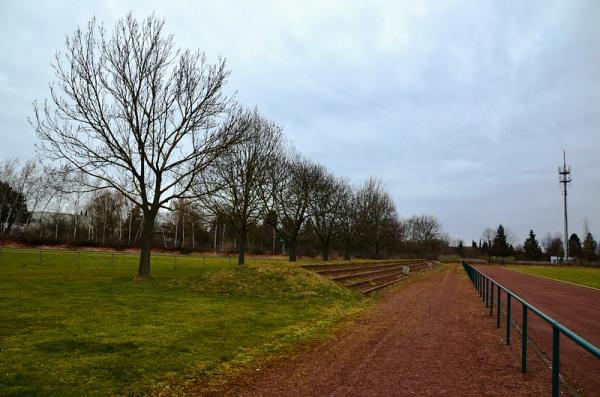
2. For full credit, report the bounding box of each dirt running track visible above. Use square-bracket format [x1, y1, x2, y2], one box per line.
[477, 266, 600, 396]
[199, 265, 552, 396]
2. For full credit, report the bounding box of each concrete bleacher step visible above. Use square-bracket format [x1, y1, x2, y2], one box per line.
[344, 268, 409, 289]
[301, 260, 436, 294]
[318, 263, 411, 278]
[301, 259, 422, 273]
[329, 265, 407, 282]
[360, 265, 432, 294]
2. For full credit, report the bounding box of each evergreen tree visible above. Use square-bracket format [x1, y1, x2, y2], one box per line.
[481, 241, 489, 254]
[523, 229, 543, 260]
[568, 233, 582, 259]
[471, 240, 477, 250]
[457, 240, 464, 257]
[492, 224, 508, 258]
[583, 232, 597, 261]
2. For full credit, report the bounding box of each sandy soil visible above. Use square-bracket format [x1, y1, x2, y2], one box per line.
[197, 264, 552, 396]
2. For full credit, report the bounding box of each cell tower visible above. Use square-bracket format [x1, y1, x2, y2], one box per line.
[558, 151, 572, 259]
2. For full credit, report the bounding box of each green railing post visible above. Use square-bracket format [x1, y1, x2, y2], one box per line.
[552, 326, 560, 397]
[522, 305, 528, 373]
[490, 282, 494, 316]
[485, 278, 489, 307]
[497, 287, 501, 328]
[506, 294, 511, 345]
[481, 274, 487, 307]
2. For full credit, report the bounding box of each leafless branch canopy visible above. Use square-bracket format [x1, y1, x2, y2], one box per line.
[32, 13, 243, 214]
[201, 110, 283, 231]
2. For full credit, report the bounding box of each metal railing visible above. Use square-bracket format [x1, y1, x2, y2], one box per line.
[462, 261, 600, 397]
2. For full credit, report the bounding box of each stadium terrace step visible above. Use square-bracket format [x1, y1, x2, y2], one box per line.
[360, 265, 433, 294]
[313, 263, 416, 277]
[302, 260, 437, 294]
[301, 259, 423, 273]
[329, 265, 408, 281]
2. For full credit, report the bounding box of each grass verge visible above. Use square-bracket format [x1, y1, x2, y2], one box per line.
[0, 249, 368, 396]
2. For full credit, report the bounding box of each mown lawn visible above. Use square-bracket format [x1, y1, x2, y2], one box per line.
[0, 249, 367, 396]
[507, 265, 600, 289]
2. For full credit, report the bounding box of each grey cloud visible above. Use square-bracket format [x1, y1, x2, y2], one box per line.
[1, 0, 598, 244]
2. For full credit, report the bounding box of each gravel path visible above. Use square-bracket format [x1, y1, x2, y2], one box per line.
[477, 266, 600, 396]
[200, 264, 551, 396]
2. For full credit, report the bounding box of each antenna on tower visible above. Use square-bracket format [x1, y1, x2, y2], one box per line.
[558, 150, 572, 260]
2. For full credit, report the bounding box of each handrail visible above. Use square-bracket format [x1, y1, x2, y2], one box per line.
[462, 261, 600, 396]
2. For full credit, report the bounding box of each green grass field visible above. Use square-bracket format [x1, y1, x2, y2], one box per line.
[0, 248, 368, 396]
[507, 265, 600, 289]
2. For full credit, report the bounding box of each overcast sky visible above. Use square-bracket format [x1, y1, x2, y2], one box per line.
[1, 0, 598, 244]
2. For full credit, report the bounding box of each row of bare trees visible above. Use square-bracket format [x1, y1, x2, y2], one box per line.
[6, 13, 450, 278]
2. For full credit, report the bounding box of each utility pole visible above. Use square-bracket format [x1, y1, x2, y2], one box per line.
[558, 150, 572, 260]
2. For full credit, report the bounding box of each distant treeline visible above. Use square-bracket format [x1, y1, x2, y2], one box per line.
[0, 159, 451, 260]
[460, 224, 598, 264]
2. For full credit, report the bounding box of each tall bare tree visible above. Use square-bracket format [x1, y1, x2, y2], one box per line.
[406, 215, 442, 242]
[355, 177, 397, 258]
[201, 112, 282, 265]
[264, 154, 319, 262]
[32, 14, 246, 278]
[309, 166, 345, 261]
[338, 182, 360, 260]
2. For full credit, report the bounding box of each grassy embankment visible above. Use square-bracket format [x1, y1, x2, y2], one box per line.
[0, 249, 368, 396]
[507, 265, 600, 289]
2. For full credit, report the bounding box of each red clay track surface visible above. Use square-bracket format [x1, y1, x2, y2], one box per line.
[476, 266, 600, 396]
[200, 265, 552, 396]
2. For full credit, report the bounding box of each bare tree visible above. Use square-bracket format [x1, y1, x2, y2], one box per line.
[201, 112, 282, 265]
[406, 215, 442, 244]
[338, 182, 360, 260]
[355, 177, 397, 258]
[264, 153, 319, 262]
[0, 159, 19, 234]
[309, 166, 345, 261]
[542, 232, 564, 257]
[32, 14, 246, 278]
[481, 227, 495, 247]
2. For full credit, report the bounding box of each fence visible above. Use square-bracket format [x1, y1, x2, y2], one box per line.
[0, 246, 398, 268]
[0, 246, 301, 268]
[462, 261, 600, 397]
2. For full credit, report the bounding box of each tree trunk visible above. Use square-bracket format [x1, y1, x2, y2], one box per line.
[321, 241, 330, 261]
[343, 239, 352, 261]
[137, 212, 156, 279]
[288, 239, 297, 262]
[191, 221, 195, 250]
[238, 228, 247, 266]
